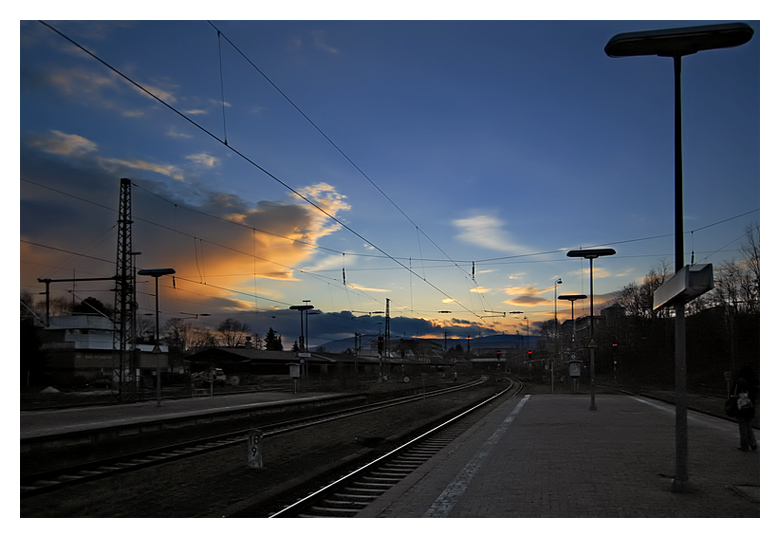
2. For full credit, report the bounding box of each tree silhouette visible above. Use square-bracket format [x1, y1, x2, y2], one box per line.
[217, 318, 250, 347]
[264, 327, 284, 350]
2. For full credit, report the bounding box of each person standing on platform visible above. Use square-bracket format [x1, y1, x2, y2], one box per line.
[734, 366, 758, 452]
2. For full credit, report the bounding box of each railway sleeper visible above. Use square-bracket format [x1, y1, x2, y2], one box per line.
[348, 481, 393, 492]
[369, 469, 409, 480]
[394, 456, 430, 465]
[307, 505, 360, 517]
[321, 498, 369, 509]
[333, 492, 376, 502]
[382, 460, 425, 471]
[363, 474, 400, 483]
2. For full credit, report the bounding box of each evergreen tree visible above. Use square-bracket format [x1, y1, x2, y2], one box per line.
[264, 327, 284, 350]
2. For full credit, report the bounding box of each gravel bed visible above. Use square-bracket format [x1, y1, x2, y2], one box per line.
[20, 382, 499, 517]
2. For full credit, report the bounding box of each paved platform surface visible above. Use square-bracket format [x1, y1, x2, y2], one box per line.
[358, 393, 760, 518]
[20, 391, 340, 440]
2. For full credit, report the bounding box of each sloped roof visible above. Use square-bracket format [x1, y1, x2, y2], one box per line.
[186, 347, 335, 363]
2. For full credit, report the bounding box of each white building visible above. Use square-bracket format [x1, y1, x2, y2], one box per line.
[40, 315, 168, 385]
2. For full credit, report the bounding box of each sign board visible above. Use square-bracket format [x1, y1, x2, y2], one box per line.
[288, 363, 300, 379]
[247, 430, 263, 469]
[653, 264, 714, 310]
[297, 352, 311, 358]
[569, 361, 582, 378]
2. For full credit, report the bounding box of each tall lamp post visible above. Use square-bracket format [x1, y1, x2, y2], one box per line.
[553, 278, 563, 393]
[138, 268, 176, 407]
[559, 294, 587, 344]
[567, 249, 616, 411]
[605, 21, 753, 492]
[509, 312, 523, 373]
[523, 316, 531, 373]
[289, 304, 313, 351]
[306, 310, 320, 352]
[290, 303, 313, 385]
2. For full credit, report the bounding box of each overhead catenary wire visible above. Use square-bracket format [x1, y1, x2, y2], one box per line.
[38, 20, 484, 322]
[22, 175, 758, 272]
[206, 21, 474, 282]
[30, 22, 759, 329]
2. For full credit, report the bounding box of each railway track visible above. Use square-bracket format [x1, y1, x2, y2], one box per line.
[21, 378, 489, 498]
[267, 379, 521, 517]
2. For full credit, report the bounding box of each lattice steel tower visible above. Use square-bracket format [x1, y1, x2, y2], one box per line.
[113, 177, 135, 395]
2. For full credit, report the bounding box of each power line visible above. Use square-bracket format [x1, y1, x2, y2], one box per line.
[38, 20, 485, 321]
[207, 21, 473, 280]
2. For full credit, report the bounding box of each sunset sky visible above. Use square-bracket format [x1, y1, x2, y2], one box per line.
[18, 16, 761, 349]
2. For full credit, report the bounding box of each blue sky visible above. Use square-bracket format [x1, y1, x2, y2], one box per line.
[18, 17, 761, 349]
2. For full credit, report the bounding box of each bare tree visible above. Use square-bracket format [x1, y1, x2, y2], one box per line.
[217, 318, 250, 347]
[165, 317, 193, 351]
[741, 222, 760, 313]
[613, 260, 671, 318]
[190, 327, 218, 350]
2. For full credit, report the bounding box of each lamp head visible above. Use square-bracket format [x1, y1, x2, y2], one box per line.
[605, 22, 753, 58]
[138, 268, 176, 277]
[567, 248, 616, 260]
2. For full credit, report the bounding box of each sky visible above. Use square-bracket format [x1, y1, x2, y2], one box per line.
[17, 15, 762, 350]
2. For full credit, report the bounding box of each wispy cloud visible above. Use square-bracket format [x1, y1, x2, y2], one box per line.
[167, 127, 193, 138]
[132, 81, 178, 104]
[28, 130, 98, 157]
[187, 153, 220, 168]
[47, 68, 117, 97]
[99, 156, 185, 181]
[470, 286, 491, 294]
[312, 30, 339, 54]
[296, 182, 352, 242]
[43, 66, 179, 118]
[349, 283, 391, 293]
[452, 214, 527, 253]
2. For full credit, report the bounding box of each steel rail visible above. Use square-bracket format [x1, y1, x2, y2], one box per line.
[21, 378, 487, 497]
[268, 377, 520, 517]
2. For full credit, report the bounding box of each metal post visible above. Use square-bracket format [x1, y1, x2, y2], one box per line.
[154, 276, 161, 407]
[588, 258, 596, 411]
[138, 268, 175, 408]
[605, 22, 754, 492]
[672, 54, 689, 490]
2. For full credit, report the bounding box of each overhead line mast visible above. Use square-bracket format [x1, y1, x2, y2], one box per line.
[113, 178, 135, 397]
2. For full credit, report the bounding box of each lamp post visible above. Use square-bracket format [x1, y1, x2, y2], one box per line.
[306, 310, 319, 352]
[289, 304, 313, 351]
[302, 300, 312, 352]
[290, 303, 313, 387]
[553, 278, 563, 393]
[138, 268, 176, 407]
[606, 21, 753, 492]
[523, 316, 530, 364]
[567, 249, 616, 411]
[559, 294, 587, 344]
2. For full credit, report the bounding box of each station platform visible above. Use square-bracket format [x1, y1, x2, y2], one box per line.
[357, 393, 760, 518]
[20, 391, 344, 441]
